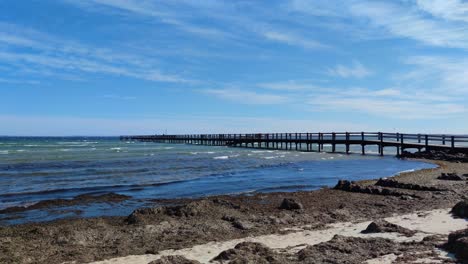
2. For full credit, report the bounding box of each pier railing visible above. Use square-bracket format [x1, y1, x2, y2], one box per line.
[121, 132, 468, 156]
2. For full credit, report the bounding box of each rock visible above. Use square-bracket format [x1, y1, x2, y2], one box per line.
[279, 198, 303, 210]
[451, 200, 468, 218]
[334, 180, 352, 190]
[444, 229, 468, 263]
[438, 173, 464, 181]
[126, 207, 164, 225]
[222, 215, 254, 230]
[267, 216, 281, 225]
[148, 255, 200, 264]
[0, 192, 131, 214]
[212, 242, 285, 263]
[334, 180, 419, 198]
[212, 198, 241, 209]
[376, 178, 442, 191]
[232, 220, 253, 230]
[361, 220, 416, 237]
[297, 235, 398, 263]
[400, 195, 413, 201]
[399, 150, 468, 163]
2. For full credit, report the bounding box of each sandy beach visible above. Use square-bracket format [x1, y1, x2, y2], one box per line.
[1, 158, 467, 264]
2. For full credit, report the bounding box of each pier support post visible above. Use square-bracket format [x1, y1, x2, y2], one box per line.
[400, 134, 405, 153]
[379, 132, 384, 156]
[332, 133, 336, 153]
[318, 133, 322, 152]
[425, 135, 429, 151]
[345, 132, 350, 154]
[296, 133, 299, 151]
[361, 132, 365, 155]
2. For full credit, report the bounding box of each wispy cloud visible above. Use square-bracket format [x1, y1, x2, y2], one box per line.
[349, 1, 468, 49]
[0, 77, 40, 85]
[402, 56, 468, 93]
[328, 61, 372, 78]
[307, 87, 466, 119]
[202, 82, 466, 120]
[262, 31, 328, 49]
[64, 0, 230, 39]
[416, 0, 468, 22]
[258, 81, 324, 91]
[201, 88, 289, 105]
[284, 0, 468, 50]
[101, 94, 137, 100]
[286, 0, 349, 18]
[64, 0, 330, 50]
[0, 23, 189, 83]
[0, 51, 188, 83]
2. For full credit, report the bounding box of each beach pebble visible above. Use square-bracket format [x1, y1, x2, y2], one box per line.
[232, 220, 254, 230]
[279, 198, 304, 210]
[400, 195, 413, 201]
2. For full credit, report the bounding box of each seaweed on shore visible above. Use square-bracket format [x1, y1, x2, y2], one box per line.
[0, 193, 131, 214]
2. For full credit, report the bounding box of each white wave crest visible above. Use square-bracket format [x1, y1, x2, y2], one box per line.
[213, 156, 229, 160]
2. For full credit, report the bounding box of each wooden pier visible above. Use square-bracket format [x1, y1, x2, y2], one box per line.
[120, 132, 468, 156]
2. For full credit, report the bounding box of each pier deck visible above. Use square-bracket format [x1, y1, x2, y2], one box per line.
[121, 132, 468, 156]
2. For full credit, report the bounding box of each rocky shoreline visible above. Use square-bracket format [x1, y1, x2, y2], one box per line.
[0, 158, 467, 264]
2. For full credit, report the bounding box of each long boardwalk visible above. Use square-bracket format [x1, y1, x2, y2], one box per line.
[121, 132, 468, 156]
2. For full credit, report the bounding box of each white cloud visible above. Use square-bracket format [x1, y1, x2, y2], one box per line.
[328, 61, 372, 78]
[416, 0, 468, 22]
[286, 0, 345, 17]
[102, 94, 137, 100]
[0, 51, 188, 83]
[403, 56, 468, 93]
[262, 31, 328, 49]
[0, 78, 40, 85]
[308, 92, 466, 119]
[202, 82, 466, 120]
[349, 1, 468, 49]
[65, 0, 331, 50]
[0, 23, 189, 83]
[258, 81, 324, 91]
[284, 0, 468, 50]
[373, 89, 401, 97]
[202, 88, 289, 105]
[65, 0, 230, 39]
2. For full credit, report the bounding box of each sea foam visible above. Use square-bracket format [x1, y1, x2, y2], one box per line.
[213, 156, 229, 160]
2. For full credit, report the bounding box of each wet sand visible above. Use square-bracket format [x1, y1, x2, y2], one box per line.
[0, 159, 467, 264]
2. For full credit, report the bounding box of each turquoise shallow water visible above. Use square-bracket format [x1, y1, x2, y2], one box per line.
[0, 137, 436, 225]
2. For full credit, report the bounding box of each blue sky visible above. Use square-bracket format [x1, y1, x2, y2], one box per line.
[0, 0, 467, 135]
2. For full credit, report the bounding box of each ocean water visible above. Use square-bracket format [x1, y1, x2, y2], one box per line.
[0, 137, 436, 225]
